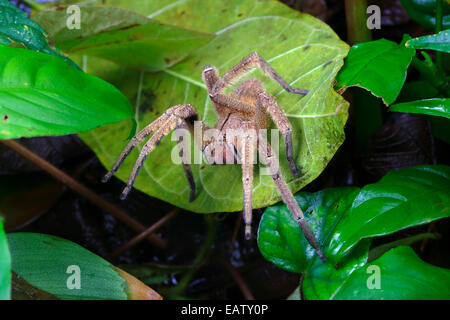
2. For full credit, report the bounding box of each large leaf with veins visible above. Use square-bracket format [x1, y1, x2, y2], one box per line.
[33, 6, 214, 71]
[68, 0, 349, 213]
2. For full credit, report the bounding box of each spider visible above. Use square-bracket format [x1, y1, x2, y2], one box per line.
[102, 52, 325, 262]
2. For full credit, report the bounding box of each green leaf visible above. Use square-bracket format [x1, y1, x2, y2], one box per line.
[258, 187, 359, 273]
[298, 237, 447, 299]
[256, 199, 310, 273]
[0, 218, 11, 300]
[7, 233, 161, 300]
[367, 233, 438, 262]
[0, 0, 78, 69]
[258, 165, 450, 271]
[96, 0, 310, 33]
[329, 165, 450, 259]
[32, 6, 214, 71]
[331, 246, 450, 299]
[77, 0, 350, 213]
[390, 98, 450, 119]
[301, 239, 372, 300]
[430, 116, 450, 144]
[336, 39, 415, 105]
[406, 30, 450, 53]
[0, 44, 133, 139]
[397, 80, 439, 101]
[400, 0, 450, 30]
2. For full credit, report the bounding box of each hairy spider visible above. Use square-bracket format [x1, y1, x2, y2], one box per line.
[103, 52, 325, 261]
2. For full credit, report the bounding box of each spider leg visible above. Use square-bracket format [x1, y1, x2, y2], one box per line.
[202, 65, 219, 92]
[208, 94, 255, 113]
[239, 122, 257, 239]
[210, 52, 309, 98]
[202, 65, 256, 118]
[258, 137, 326, 262]
[102, 104, 199, 201]
[257, 92, 299, 177]
[175, 121, 196, 202]
[102, 113, 170, 183]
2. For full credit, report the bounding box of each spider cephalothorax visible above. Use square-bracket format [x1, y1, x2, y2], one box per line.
[103, 52, 325, 261]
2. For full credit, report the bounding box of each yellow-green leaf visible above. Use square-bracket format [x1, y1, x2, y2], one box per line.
[77, 0, 350, 213]
[33, 6, 214, 71]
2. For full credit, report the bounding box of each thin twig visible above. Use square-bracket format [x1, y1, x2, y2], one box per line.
[171, 214, 218, 296]
[299, 273, 305, 300]
[219, 257, 254, 300]
[420, 221, 438, 253]
[1, 139, 166, 248]
[109, 209, 178, 259]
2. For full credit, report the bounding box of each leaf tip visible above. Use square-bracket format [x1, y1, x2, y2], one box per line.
[115, 267, 162, 300]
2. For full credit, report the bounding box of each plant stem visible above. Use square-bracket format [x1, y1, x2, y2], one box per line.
[218, 257, 254, 300]
[344, 0, 372, 44]
[109, 210, 178, 259]
[344, 0, 381, 151]
[412, 56, 448, 95]
[0, 139, 166, 248]
[170, 214, 218, 296]
[435, 0, 444, 77]
[352, 90, 383, 151]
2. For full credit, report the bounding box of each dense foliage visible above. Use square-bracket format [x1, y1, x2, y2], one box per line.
[0, 0, 448, 300]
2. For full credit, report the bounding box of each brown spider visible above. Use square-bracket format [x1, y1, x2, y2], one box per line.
[102, 52, 325, 262]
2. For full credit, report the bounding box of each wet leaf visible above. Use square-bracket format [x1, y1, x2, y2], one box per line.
[405, 30, 450, 53]
[301, 239, 372, 300]
[367, 233, 438, 262]
[336, 39, 415, 105]
[32, 6, 214, 71]
[298, 244, 450, 300]
[330, 246, 450, 299]
[0, 0, 78, 69]
[0, 218, 11, 299]
[400, 0, 450, 30]
[258, 187, 359, 271]
[390, 98, 450, 119]
[326, 165, 450, 260]
[77, 0, 350, 213]
[0, 44, 133, 139]
[258, 165, 450, 271]
[8, 233, 162, 300]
